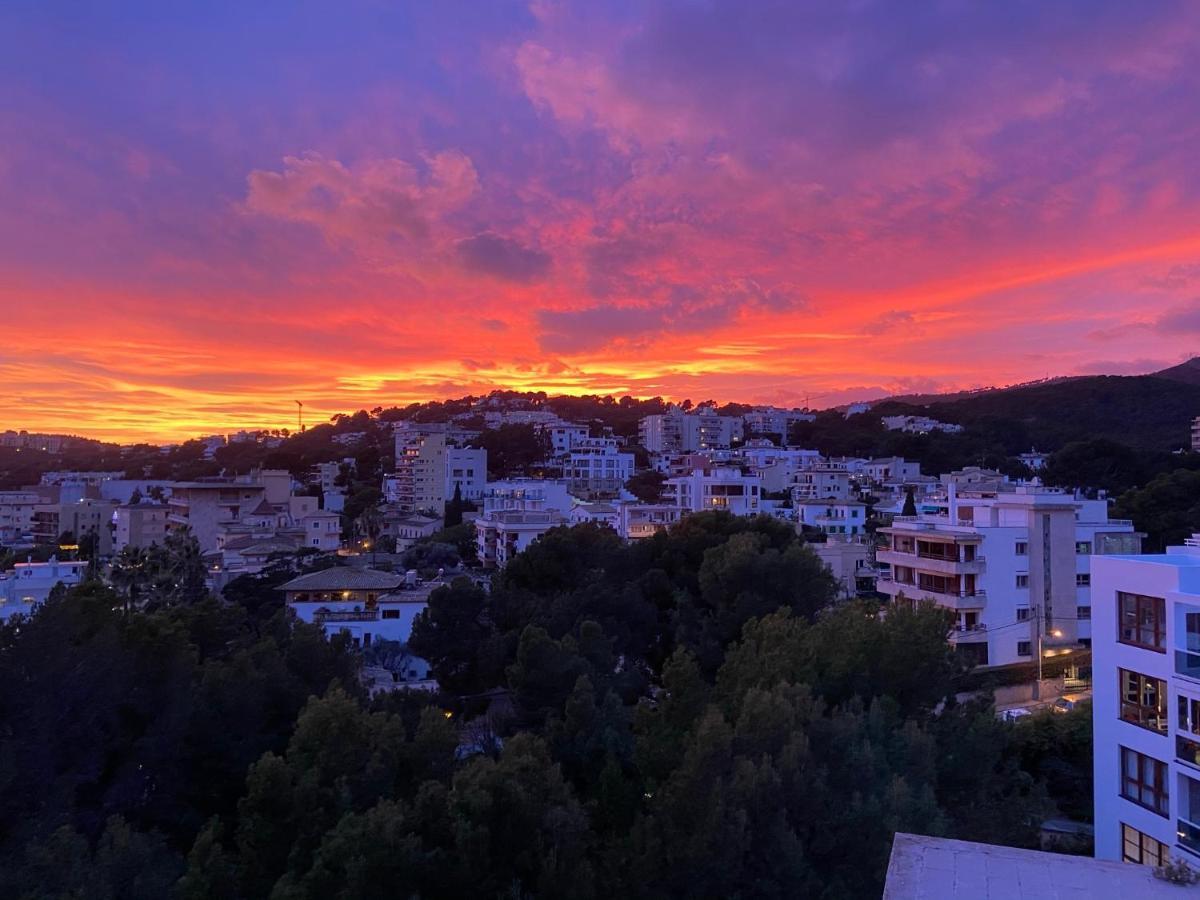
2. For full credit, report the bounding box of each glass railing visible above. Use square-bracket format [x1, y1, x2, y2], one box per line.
[1179, 818, 1200, 854]
[1179, 736, 1200, 770]
[1177, 650, 1200, 680]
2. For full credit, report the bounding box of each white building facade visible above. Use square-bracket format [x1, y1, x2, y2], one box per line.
[666, 466, 762, 516]
[877, 485, 1141, 668]
[1093, 538, 1200, 869]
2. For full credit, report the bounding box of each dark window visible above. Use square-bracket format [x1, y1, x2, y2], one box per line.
[1078, 606, 1091, 620]
[1118, 591, 1166, 652]
[1122, 823, 1169, 866]
[382, 609, 400, 620]
[1120, 746, 1169, 816]
[1016, 607, 1031, 621]
[1017, 641, 1031, 657]
[1180, 695, 1200, 737]
[1119, 669, 1167, 733]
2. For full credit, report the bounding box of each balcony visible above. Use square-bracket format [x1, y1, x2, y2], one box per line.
[877, 577, 987, 610]
[314, 609, 379, 624]
[949, 624, 987, 642]
[876, 549, 985, 576]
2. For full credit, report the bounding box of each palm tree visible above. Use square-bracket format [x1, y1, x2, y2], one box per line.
[110, 545, 149, 617]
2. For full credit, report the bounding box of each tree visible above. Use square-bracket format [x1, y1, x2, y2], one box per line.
[409, 577, 496, 695]
[444, 482, 464, 528]
[625, 469, 666, 503]
[902, 486, 917, 516]
[1115, 468, 1200, 551]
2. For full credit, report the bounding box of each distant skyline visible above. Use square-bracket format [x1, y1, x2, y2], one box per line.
[4, 2, 1200, 442]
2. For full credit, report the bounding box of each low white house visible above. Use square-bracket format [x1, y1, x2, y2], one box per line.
[795, 498, 868, 537]
[280, 567, 445, 681]
[0, 557, 89, 621]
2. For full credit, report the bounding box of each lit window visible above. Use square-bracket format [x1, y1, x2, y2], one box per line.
[1122, 823, 1168, 866]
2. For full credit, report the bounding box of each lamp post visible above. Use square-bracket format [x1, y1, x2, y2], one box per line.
[1033, 603, 1064, 702]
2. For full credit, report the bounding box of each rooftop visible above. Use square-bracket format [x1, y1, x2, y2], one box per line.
[278, 567, 404, 592]
[883, 833, 1180, 899]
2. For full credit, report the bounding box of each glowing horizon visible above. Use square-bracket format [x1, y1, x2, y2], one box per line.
[4, 2, 1200, 443]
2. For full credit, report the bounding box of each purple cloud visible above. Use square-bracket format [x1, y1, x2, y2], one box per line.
[455, 232, 551, 281]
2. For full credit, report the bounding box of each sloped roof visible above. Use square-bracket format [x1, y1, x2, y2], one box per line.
[278, 567, 403, 592]
[247, 498, 277, 517]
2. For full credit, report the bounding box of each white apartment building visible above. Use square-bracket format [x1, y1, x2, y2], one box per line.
[862, 457, 922, 484]
[795, 499, 867, 536]
[813, 537, 877, 599]
[0, 557, 88, 622]
[618, 503, 683, 540]
[741, 407, 815, 439]
[473, 480, 572, 567]
[881, 415, 964, 434]
[113, 503, 168, 552]
[547, 423, 590, 455]
[790, 466, 853, 501]
[446, 447, 487, 502]
[877, 484, 1141, 668]
[1092, 537, 1200, 869]
[564, 438, 634, 496]
[392, 431, 448, 514]
[167, 472, 288, 552]
[0, 490, 43, 546]
[666, 466, 762, 516]
[639, 406, 742, 454]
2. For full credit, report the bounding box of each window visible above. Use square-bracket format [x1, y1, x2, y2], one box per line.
[1119, 669, 1167, 733]
[1017, 607, 1031, 622]
[1016, 574, 1030, 588]
[1118, 591, 1166, 651]
[1122, 823, 1169, 867]
[382, 609, 400, 620]
[1076, 573, 1091, 586]
[1078, 606, 1091, 620]
[1017, 641, 1031, 657]
[1120, 746, 1169, 816]
[1076, 541, 1093, 555]
[1015, 541, 1028, 555]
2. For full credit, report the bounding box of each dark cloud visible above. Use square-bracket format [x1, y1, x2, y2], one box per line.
[1155, 302, 1200, 333]
[536, 279, 806, 352]
[455, 232, 551, 281]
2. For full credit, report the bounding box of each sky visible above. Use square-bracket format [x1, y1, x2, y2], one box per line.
[2, 1, 1200, 442]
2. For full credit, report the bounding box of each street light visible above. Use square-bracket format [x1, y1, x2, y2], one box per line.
[1034, 615, 1066, 701]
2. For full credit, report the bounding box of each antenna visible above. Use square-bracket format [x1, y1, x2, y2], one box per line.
[296, 401, 304, 432]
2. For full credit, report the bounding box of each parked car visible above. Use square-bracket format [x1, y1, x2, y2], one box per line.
[999, 707, 1034, 722]
[1053, 695, 1085, 714]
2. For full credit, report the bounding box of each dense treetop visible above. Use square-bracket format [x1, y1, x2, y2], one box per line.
[0, 513, 1092, 898]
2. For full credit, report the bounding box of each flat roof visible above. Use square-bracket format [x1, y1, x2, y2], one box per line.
[883, 833, 1179, 899]
[1098, 552, 1200, 568]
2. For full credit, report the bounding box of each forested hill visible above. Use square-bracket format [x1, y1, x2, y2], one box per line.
[870, 367, 1200, 452]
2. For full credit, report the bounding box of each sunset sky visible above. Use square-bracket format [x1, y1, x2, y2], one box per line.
[3, 1, 1200, 442]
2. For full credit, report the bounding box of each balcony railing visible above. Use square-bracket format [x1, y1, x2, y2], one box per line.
[1180, 818, 1200, 855]
[314, 609, 379, 623]
[951, 623, 987, 633]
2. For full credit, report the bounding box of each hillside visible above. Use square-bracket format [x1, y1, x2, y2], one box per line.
[1153, 356, 1200, 386]
[874, 373, 1200, 452]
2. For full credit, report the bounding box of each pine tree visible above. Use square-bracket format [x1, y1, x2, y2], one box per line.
[444, 482, 463, 528]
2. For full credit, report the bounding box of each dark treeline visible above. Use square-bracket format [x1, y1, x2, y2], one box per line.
[0, 513, 1090, 899]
